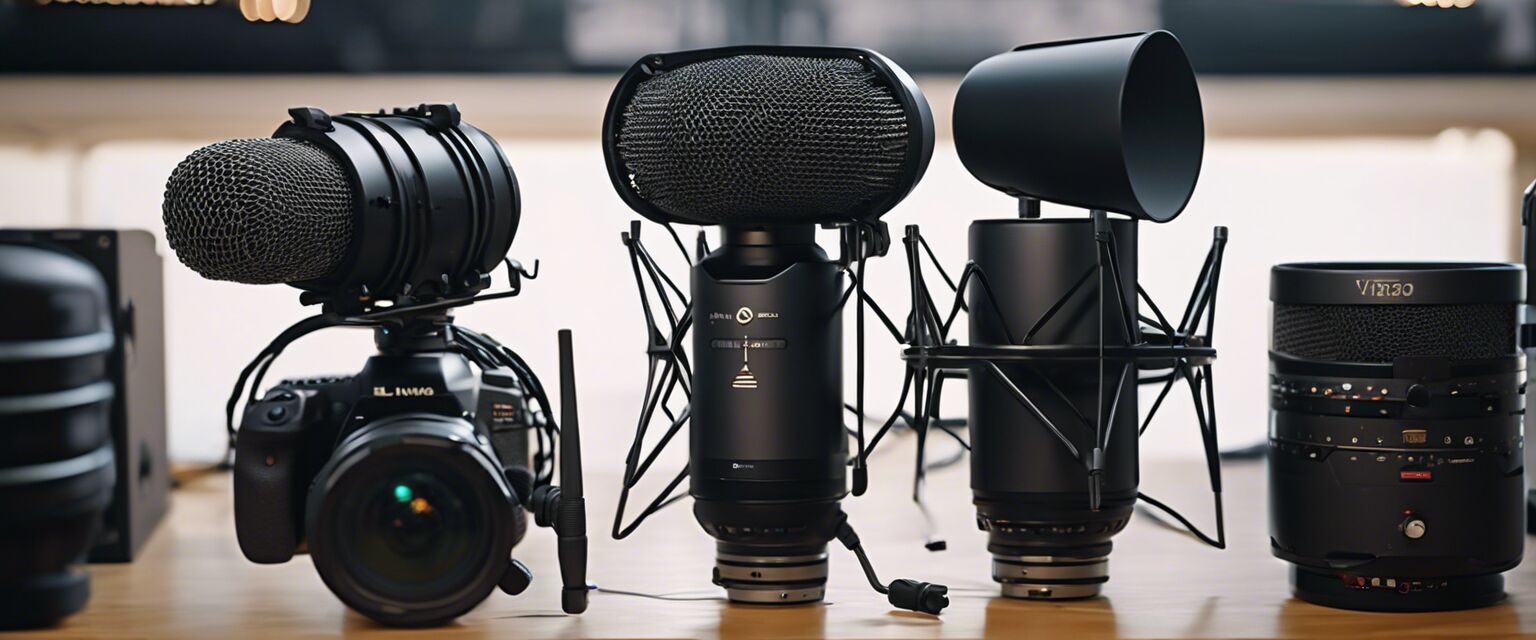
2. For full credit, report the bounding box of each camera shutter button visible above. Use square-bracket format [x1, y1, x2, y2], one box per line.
[265, 405, 289, 422]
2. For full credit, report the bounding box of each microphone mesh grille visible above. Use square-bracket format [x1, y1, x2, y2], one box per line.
[162, 138, 353, 285]
[1272, 303, 1517, 363]
[615, 54, 910, 224]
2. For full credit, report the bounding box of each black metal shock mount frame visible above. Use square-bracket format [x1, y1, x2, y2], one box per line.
[896, 209, 1231, 548]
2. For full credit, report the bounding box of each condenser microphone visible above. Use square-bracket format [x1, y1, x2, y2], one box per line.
[897, 31, 1228, 601]
[603, 46, 947, 614]
[163, 103, 519, 315]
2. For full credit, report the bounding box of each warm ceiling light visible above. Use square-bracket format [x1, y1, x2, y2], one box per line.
[238, 0, 310, 23]
[272, 0, 310, 23]
[1396, 0, 1476, 6]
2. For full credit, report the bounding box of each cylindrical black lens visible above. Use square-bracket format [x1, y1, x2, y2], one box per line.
[306, 414, 522, 627]
[0, 244, 116, 630]
[1269, 262, 1525, 612]
[689, 227, 847, 604]
[967, 218, 1139, 600]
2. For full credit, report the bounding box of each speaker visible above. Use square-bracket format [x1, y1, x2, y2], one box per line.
[0, 229, 168, 562]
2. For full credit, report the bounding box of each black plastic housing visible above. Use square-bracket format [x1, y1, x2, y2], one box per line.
[953, 31, 1203, 222]
[600, 45, 934, 226]
[689, 227, 849, 557]
[1268, 261, 1526, 612]
[0, 229, 170, 564]
[968, 218, 1140, 559]
[274, 104, 519, 313]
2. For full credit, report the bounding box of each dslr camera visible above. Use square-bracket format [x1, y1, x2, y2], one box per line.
[160, 104, 586, 627]
[233, 320, 555, 626]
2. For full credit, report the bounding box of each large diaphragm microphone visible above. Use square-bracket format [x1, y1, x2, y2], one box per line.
[603, 46, 948, 614]
[897, 31, 1228, 600]
[163, 104, 518, 315]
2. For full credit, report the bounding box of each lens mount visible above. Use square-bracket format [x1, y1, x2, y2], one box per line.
[306, 413, 522, 627]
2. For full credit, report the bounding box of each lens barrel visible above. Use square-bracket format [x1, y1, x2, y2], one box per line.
[306, 413, 523, 627]
[967, 218, 1140, 599]
[1269, 262, 1525, 612]
[0, 244, 116, 629]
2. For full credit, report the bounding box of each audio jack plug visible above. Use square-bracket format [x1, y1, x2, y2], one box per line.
[835, 516, 949, 615]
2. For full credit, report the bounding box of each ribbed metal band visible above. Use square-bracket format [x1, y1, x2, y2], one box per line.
[993, 553, 1108, 600]
[716, 551, 828, 606]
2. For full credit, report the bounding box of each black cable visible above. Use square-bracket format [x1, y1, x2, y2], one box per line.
[1136, 491, 1226, 549]
[592, 586, 724, 602]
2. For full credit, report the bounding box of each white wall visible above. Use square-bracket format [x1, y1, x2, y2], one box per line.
[0, 128, 1517, 469]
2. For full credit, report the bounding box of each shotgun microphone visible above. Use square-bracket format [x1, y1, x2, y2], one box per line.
[163, 103, 518, 315]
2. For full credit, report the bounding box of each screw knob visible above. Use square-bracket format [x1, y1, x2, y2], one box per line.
[1402, 516, 1427, 540]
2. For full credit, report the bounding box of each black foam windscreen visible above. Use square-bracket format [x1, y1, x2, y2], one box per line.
[162, 138, 353, 285]
[614, 54, 912, 225]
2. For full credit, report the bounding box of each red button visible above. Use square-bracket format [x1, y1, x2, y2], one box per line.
[1400, 470, 1433, 481]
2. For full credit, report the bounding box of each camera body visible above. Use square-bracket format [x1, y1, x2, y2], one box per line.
[232, 326, 540, 626]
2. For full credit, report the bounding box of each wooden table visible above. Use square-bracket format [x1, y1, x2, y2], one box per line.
[14, 436, 1536, 639]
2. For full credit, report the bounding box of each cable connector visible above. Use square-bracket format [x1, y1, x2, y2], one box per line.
[886, 578, 950, 616]
[835, 516, 949, 615]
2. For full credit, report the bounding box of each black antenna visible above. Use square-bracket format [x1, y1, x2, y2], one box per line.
[556, 329, 589, 614]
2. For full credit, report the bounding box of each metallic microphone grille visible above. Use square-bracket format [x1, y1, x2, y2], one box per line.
[162, 138, 353, 285]
[615, 54, 911, 224]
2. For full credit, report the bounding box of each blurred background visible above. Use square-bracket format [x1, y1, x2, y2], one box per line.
[0, 0, 1529, 480]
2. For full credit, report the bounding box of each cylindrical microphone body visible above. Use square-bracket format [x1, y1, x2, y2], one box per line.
[690, 226, 847, 604]
[967, 217, 1139, 600]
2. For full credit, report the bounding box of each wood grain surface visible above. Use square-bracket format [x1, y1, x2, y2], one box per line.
[10, 436, 1534, 639]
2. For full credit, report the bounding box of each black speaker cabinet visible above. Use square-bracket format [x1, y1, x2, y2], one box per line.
[0, 228, 168, 562]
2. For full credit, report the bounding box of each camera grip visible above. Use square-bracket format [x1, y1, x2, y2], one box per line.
[233, 395, 305, 564]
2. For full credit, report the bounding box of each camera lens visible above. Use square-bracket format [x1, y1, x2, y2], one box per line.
[0, 244, 116, 629]
[342, 469, 485, 599]
[306, 414, 523, 627]
[1269, 262, 1525, 612]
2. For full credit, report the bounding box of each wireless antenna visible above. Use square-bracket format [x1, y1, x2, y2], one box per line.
[557, 329, 589, 614]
